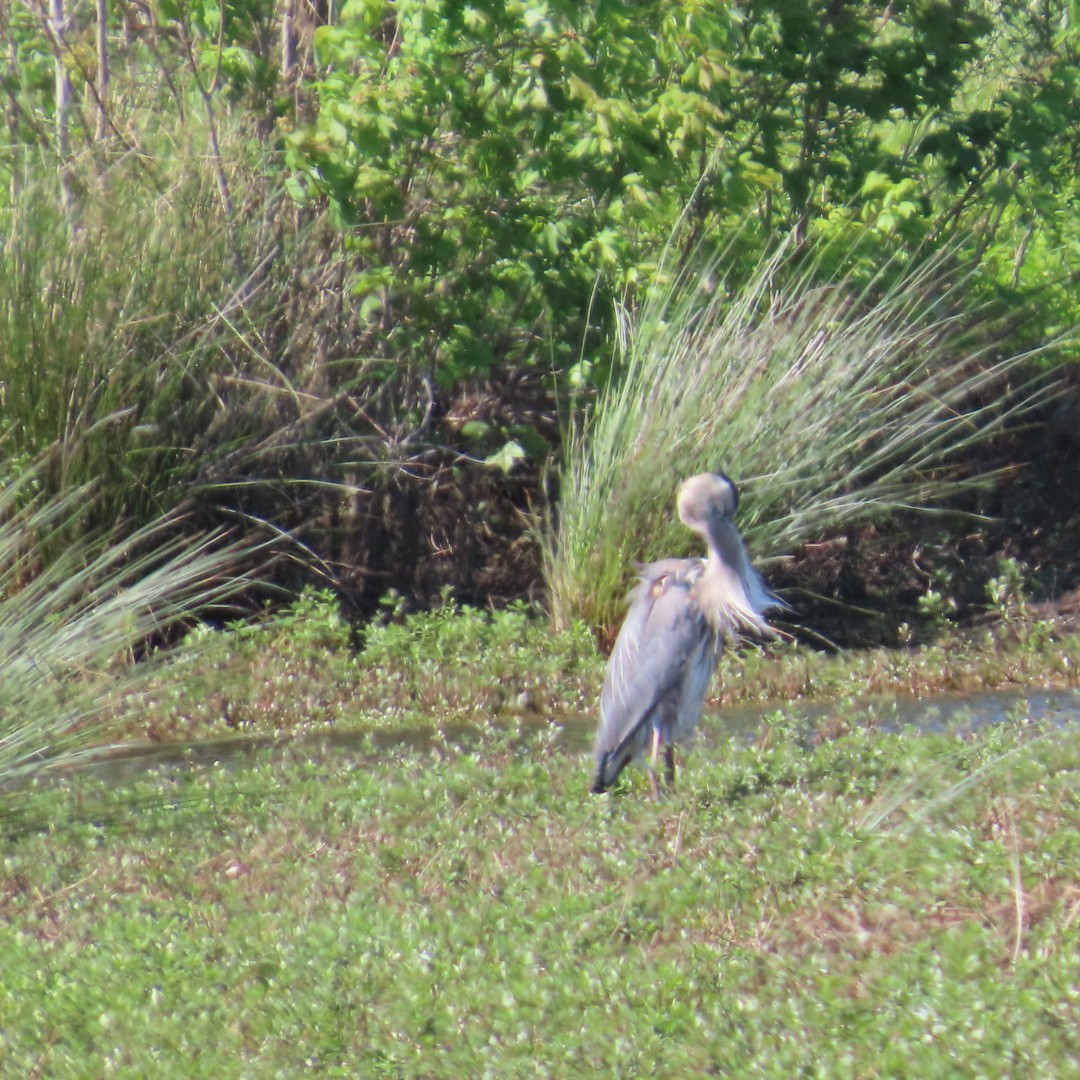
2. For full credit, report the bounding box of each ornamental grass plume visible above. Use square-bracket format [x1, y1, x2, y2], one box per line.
[0, 461, 246, 801]
[546, 234, 1056, 634]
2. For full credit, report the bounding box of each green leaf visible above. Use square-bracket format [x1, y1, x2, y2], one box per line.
[484, 440, 527, 474]
[459, 420, 491, 442]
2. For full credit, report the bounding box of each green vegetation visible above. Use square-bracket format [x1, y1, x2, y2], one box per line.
[546, 237, 1058, 633]
[1, 0, 1077, 608]
[24, 586, 1066, 754]
[0, 463, 244, 787]
[3, 587, 1079, 1074]
[0, 143, 368, 550]
[2, 3, 1079, 1071]
[2, 700, 1077, 1075]
[131, 590, 600, 744]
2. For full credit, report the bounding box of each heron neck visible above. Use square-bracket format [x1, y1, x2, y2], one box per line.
[702, 516, 746, 574]
[697, 518, 771, 636]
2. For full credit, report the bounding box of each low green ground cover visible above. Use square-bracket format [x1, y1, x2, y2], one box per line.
[2, 679, 1077, 1076]
[2, 594, 1079, 1076]
[123, 590, 1080, 745]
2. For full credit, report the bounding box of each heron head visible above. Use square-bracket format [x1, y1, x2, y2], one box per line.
[676, 471, 778, 633]
[677, 472, 739, 531]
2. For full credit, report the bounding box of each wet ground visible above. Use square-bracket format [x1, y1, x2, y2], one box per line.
[29, 686, 1080, 792]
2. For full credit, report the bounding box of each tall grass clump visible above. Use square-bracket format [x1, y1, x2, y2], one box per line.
[0, 103, 366, 564]
[547, 234, 1059, 633]
[0, 183, 226, 527]
[0, 460, 245, 811]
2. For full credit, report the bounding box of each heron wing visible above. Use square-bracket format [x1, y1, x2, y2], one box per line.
[593, 563, 716, 789]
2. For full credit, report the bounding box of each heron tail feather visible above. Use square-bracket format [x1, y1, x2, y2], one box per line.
[590, 740, 637, 794]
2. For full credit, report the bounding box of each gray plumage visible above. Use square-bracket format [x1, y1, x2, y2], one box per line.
[591, 473, 781, 796]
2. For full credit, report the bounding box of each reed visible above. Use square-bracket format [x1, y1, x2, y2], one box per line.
[0, 460, 245, 796]
[546, 234, 1056, 633]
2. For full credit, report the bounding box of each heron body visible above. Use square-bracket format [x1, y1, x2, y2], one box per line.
[591, 473, 780, 796]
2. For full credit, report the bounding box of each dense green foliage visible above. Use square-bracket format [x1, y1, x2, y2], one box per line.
[289, 0, 1080, 378]
[2, 1, 1076, 507]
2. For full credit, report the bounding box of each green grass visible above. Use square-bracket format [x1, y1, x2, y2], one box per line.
[115, 588, 1080, 748]
[0, 455, 251, 804]
[1, 714, 1076, 1076]
[2, 593, 1078, 1074]
[0, 109, 373, 558]
[546, 234, 1060, 634]
[0, 171, 240, 529]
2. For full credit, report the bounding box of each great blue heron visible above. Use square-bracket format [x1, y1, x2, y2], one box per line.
[591, 472, 781, 797]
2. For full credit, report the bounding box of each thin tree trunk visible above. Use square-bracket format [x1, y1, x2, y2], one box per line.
[2, 1, 19, 200]
[175, 8, 234, 221]
[281, 0, 296, 87]
[95, 0, 108, 140]
[49, 0, 76, 223]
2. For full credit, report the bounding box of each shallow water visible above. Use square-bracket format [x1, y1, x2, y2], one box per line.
[29, 685, 1080, 791]
[710, 686, 1080, 741]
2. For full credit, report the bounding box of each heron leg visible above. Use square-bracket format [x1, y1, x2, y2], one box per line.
[649, 726, 662, 801]
[664, 744, 676, 790]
